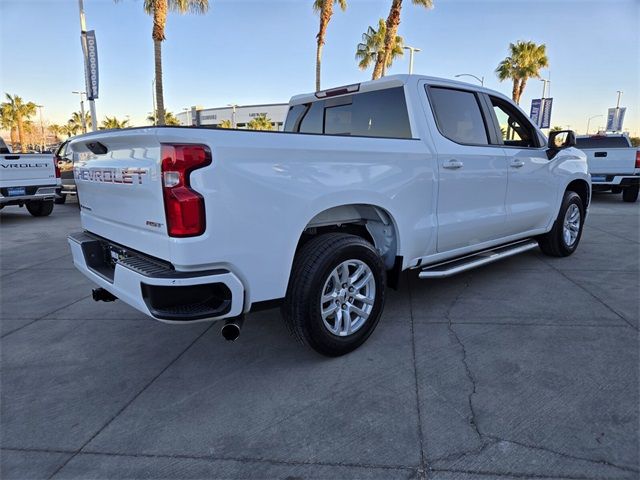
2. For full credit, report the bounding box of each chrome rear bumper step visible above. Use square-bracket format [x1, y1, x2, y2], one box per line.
[418, 239, 539, 279]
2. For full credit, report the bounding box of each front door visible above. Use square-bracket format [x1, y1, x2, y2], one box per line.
[487, 95, 557, 234]
[426, 86, 509, 253]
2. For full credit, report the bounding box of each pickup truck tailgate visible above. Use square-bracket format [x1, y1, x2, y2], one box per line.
[72, 131, 171, 260]
[0, 154, 56, 188]
[582, 148, 637, 175]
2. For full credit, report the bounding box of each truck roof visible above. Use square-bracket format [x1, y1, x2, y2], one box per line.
[289, 74, 507, 106]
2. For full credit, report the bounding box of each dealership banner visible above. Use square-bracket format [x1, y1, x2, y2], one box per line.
[81, 30, 99, 100]
[530, 99, 542, 125]
[606, 107, 626, 132]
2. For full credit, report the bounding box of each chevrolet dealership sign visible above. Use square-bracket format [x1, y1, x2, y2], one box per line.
[81, 30, 99, 100]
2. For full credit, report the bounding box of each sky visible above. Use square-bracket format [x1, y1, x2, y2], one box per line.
[1, 0, 638, 135]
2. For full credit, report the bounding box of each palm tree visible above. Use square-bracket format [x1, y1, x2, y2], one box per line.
[147, 111, 181, 126]
[313, 0, 347, 91]
[495, 40, 549, 105]
[60, 122, 80, 138]
[69, 111, 92, 133]
[356, 19, 404, 78]
[0, 102, 17, 150]
[3, 94, 37, 152]
[218, 119, 233, 129]
[372, 0, 433, 80]
[48, 124, 63, 142]
[101, 116, 129, 129]
[247, 114, 273, 131]
[119, 0, 209, 126]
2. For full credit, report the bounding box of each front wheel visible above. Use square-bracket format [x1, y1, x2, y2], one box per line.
[26, 200, 54, 217]
[282, 233, 386, 357]
[538, 191, 585, 257]
[622, 185, 639, 203]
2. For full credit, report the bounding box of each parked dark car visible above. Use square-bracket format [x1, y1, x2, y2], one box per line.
[54, 140, 76, 204]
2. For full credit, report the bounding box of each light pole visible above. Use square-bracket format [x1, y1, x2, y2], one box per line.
[616, 90, 623, 108]
[36, 105, 45, 151]
[586, 115, 603, 135]
[454, 73, 484, 86]
[540, 78, 551, 99]
[78, 0, 97, 131]
[403, 46, 421, 74]
[72, 91, 87, 133]
[227, 104, 238, 128]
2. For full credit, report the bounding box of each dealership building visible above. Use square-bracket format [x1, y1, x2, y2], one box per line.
[178, 103, 290, 130]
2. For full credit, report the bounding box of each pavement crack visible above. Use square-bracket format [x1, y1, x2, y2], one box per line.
[444, 276, 484, 442]
[485, 435, 640, 474]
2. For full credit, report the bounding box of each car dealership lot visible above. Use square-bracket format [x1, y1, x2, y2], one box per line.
[1, 195, 638, 480]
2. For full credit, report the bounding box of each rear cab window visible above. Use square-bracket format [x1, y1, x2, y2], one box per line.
[427, 87, 489, 145]
[284, 86, 413, 139]
[576, 136, 631, 149]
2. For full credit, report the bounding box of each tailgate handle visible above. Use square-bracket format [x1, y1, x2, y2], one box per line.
[4, 155, 20, 160]
[594, 151, 607, 158]
[85, 141, 109, 155]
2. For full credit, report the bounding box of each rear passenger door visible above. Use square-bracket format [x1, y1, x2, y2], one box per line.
[485, 95, 557, 234]
[426, 85, 509, 253]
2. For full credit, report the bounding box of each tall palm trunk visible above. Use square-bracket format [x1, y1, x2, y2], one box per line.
[315, 0, 334, 92]
[154, 41, 166, 126]
[511, 79, 520, 103]
[152, 0, 168, 126]
[16, 116, 25, 153]
[372, 0, 402, 80]
[9, 126, 17, 150]
[516, 77, 528, 104]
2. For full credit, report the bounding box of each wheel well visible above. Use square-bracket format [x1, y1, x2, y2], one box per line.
[295, 204, 399, 271]
[566, 180, 590, 210]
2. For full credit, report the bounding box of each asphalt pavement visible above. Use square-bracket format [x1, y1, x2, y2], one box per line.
[1, 193, 638, 479]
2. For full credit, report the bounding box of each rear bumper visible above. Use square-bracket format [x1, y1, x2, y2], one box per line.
[68, 231, 245, 323]
[0, 185, 57, 205]
[590, 174, 640, 187]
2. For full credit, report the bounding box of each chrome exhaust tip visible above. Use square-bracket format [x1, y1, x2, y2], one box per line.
[221, 315, 244, 342]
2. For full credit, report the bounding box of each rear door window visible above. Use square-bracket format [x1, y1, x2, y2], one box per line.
[428, 87, 489, 145]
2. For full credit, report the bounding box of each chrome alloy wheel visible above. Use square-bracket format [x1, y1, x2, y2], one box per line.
[563, 203, 581, 247]
[320, 259, 376, 337]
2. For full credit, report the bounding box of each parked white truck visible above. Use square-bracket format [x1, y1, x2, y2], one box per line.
[67, 75, 590, 356]
[576, 134, 639, 202]
[0, 138, 61, 216]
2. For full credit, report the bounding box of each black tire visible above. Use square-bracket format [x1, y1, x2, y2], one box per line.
[538, 191, 584, 257]
[282, 233, 386, 357]
[54, 194, 66, 204]
[611, 186, 622, 194]
[26, 200, 54, 217]
[622, 185, 639, 203]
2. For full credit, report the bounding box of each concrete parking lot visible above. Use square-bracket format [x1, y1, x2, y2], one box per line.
[1, 194, 638, 480]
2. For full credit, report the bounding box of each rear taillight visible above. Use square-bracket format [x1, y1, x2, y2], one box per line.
[635, 150, 640, 169]
[54, 157, 61, 178]
[161, 144, 212, 237]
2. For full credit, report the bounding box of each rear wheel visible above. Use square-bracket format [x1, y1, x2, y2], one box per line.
[622, 185, 639, 203]
[282, 233, 386, 357]
[26, 200, 54, 217]
[538, 191, 584, 257]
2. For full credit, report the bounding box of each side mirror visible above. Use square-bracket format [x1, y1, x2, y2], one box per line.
[547, 130, 576, 160]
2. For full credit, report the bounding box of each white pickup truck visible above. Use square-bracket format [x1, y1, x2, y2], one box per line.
[576, 134, 639, 202]
[67, 75, 590, 356]
[0, 138, 61, 216]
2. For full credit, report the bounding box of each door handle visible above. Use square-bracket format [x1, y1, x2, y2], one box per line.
[442, 160, 463, 169]
[510, 160, 525, 168]
[594, 152, 607, 158]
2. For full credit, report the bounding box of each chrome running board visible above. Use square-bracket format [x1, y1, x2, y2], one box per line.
[418, 239, 539, 279]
